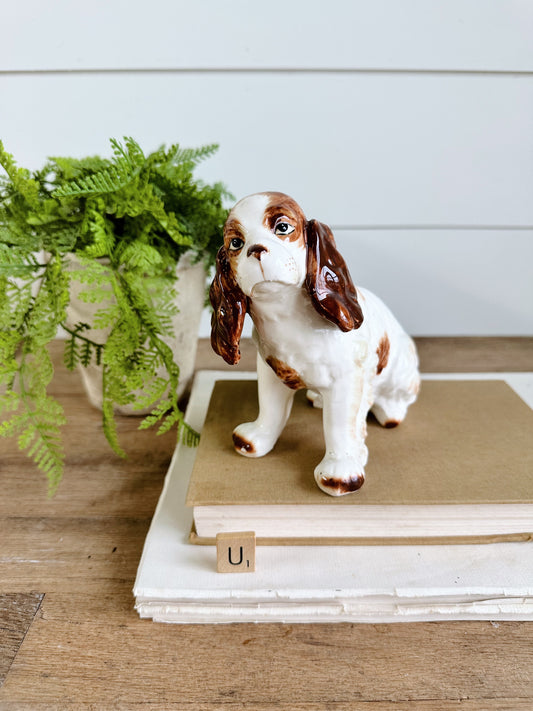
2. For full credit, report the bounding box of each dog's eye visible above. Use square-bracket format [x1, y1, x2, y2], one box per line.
[229, 237, 244, 251]
[274, 222, 295, 237]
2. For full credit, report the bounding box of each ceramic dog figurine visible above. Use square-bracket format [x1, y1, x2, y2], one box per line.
[210, 192, 420, 496]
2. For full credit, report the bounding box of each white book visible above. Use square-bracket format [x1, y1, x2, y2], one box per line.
[134, 371, 533, 624]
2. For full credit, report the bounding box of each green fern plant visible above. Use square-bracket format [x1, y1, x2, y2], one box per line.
[0, 137, 231, 493]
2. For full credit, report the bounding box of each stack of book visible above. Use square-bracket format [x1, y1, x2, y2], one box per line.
[134, 370, 533, 624]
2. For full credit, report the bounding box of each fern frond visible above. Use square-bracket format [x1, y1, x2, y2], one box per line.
[101, 367, 127, 458]
[155, 408, 181, 436]
[63, 329, 81, 371]
[82, 210, 115, 258]
[17, 405, 66, 495]
[70, 255, 113, 285]
[47, 155, 109, 181]
[0, 261, 40, 277]
[114, 270, 174, 340]
[0, 353, 66, 494]
[28, 255, 70, 345]
[0, 389, 19, 414]
[0, 141, 40, 208]
[91, 304, 121, 330]
[137, 399, 172, 429]
[110, 136, 145, 169]
[167, 142, 219, 169]
[53, 166, 133, 198]
[80, 340, 94, 367]
[120, 242, 163, 271]
[129, 376, 168, 411]
[55, 137, 145, 200]
[138, 398, 199, 443]
[0, 222, 41, 250]
[182, 422, 200, 447]
[62, 323, 103, 370]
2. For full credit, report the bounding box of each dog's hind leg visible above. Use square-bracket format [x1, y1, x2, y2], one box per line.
[306, 389, 323, 408]
[371, 396, 411, 428]
[371, 336, 420, 428]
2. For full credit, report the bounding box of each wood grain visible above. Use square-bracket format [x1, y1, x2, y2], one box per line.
[0, 593, 43, 686]
[1, 704, 532, 711]
[3, 590, 533, 705]
[0, 338, 532, 709]
[414, 336, 533, 373]
[2, 703, 533, 710]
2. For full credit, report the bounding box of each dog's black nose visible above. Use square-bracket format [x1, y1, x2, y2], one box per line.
[247, 244, 268, 260]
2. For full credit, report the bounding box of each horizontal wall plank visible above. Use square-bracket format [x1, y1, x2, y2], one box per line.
[199, 230, 533, 337]
[1, 73, 531, 227]
[334, 230, 533, 336]
[2, 0, 533, 72]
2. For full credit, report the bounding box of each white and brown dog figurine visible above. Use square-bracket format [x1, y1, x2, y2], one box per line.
[210, 192, 420, 496]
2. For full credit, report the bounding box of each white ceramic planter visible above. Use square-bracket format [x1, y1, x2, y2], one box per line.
[65, 253, 206, 415]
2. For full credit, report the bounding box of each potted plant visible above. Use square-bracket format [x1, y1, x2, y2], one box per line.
[0, 137, 231, 493]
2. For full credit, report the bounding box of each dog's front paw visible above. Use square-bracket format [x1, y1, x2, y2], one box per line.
[314, 455, 365, 496]
[232, 422, 278, 458]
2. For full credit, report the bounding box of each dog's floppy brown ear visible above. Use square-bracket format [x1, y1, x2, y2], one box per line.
[209, 246, 248, 365]
[305, 219, 363, 332]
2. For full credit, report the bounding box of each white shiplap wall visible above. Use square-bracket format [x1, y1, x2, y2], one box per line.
[2, 0, 532, 336]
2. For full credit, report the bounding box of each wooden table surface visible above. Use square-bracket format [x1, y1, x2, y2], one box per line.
[1, 337, 532, 709]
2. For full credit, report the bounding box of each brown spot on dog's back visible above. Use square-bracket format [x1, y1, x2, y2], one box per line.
[266, 356, 306, 390]
[376, 334, 390, 375]
[320, 475, 365, 494]
[232, 432, 255, 454]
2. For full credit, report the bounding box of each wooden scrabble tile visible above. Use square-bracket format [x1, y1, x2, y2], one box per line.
[216, 531, 256, 573]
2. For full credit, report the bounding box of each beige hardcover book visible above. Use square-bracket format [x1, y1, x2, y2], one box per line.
[185, 380, 533, 544]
